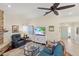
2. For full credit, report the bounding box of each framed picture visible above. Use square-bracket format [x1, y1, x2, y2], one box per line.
[76, 27, 79, 35]
[12, 25, 19, 33]
[49, 26, 54, 31]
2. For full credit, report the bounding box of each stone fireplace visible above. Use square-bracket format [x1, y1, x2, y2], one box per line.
[0, 9, 4, 44]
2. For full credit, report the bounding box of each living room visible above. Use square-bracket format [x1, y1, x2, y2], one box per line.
[0, 3, 79, 56]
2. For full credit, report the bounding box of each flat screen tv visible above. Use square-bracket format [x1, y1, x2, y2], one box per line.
[34, 27, 45, 36]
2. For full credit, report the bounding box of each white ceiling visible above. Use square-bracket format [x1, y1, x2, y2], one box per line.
[0, 3, 79, 19]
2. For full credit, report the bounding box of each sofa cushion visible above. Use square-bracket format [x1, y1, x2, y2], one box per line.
[53, 43, 64, 56]
[51, 46, 56, 54]
[38, 47, 52, 56]
[38, 51, 51, 56]
[42, 47, 52, 54]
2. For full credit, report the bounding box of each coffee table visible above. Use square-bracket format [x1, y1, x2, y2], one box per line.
[24, 46, 39, 56]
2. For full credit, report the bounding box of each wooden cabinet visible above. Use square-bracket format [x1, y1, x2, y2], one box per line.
[0, 10, 4, 44]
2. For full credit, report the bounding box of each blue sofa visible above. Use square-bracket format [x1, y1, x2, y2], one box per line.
[38, 47, 52, 56]
[38, 42, 64, 56]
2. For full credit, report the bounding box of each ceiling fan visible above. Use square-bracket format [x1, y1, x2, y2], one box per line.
[37, 3, 75, 16]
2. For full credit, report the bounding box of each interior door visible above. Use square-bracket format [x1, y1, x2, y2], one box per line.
[60, 26, 68, 40]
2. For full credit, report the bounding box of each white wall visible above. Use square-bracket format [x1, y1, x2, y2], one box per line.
[4, 13, 30, 41]
[29, 15, 79, 41]
[2, 7, 79, 42]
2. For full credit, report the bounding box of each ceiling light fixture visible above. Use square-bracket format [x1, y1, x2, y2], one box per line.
[8, 5, 12, 8]
[68, 12, 72, 15]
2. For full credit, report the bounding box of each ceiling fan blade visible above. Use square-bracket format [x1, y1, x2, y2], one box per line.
[50, 3, 60, 10]
[38, 7, 50, 10]
[57, 4, 75, 10]
[44, 11, 52, 16]
[53, 10, 59, 15]
[53, 3, 60, 8]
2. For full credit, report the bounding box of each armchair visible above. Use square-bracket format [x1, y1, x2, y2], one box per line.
[11, 34, 26, 48]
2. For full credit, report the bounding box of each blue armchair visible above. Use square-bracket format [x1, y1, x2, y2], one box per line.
[11, 34, 26, 48]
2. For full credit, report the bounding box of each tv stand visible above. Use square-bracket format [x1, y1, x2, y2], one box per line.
[34, 35, 46, 44]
